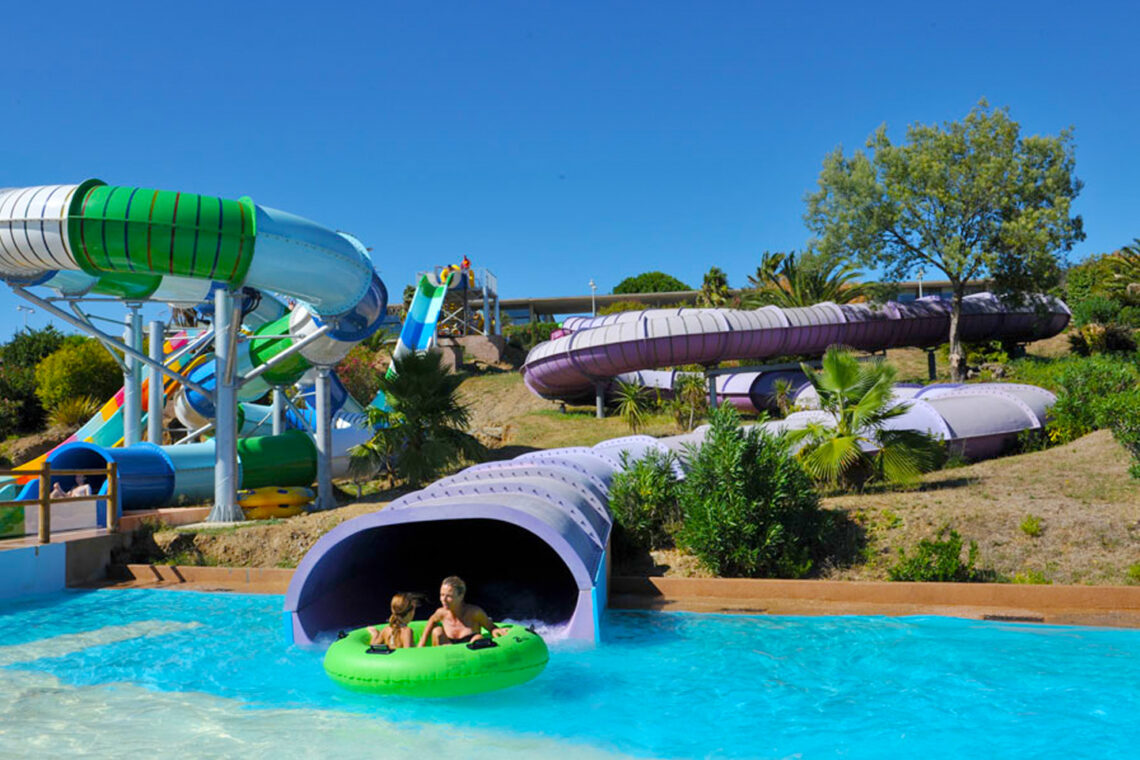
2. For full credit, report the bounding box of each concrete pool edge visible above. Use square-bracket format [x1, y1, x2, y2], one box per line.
[90, 565, 1140, 629]
[609, 576, 1140, 628]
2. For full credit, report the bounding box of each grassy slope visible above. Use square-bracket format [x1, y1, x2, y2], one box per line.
[134, 332, 1140, 584]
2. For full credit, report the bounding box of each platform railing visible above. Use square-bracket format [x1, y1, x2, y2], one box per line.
[0, 463, 119, 543]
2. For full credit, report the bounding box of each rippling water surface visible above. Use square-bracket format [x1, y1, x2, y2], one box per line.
[1, 589, 1138, 758]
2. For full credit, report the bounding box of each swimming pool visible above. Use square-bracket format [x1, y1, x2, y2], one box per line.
[1, 589, 1137, 758]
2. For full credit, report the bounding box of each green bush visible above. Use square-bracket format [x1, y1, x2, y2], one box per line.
[1128, 563, 1140, 584]
[1013, 570, 1051, 585]
[1070, 296, 1122, 328]
[47, 396, 102, 428]
[608, 449, 682, 555]
[1063, 254, 1118, 304]
[677, 405, 823, 577]
[613, 271, 691, 294]
[1117, 306, 1140, 328]
[1019, 514, 1043, 538]
[1009, 355, 1140, 444]
[888, 527, 984, 582]
[34, 339, 122, 412]
[1067, 323, 1137, 356]
[1099, 389, 1140, 478]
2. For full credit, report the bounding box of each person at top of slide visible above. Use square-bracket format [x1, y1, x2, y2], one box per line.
[418, 576, 506, 647]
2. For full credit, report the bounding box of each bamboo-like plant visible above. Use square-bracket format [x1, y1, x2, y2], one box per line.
[613, 380, 652, 432]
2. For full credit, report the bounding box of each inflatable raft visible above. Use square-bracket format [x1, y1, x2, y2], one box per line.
[323, 622, 548, 697]
[237, 486, 313, 519]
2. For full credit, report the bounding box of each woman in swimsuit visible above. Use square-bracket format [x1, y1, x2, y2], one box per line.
[418, 576, 507, 647]
[367, 592, 422, 649]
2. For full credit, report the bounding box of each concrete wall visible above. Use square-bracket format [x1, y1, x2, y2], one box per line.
[0, 543, 67, 600]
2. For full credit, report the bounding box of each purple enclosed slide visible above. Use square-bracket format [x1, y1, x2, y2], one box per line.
[522, 293, 1070, 401]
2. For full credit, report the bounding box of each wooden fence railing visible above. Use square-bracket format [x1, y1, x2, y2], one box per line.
[0, 463, 119, 543]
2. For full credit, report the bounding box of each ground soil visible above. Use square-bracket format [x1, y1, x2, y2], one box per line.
[107, 331, 1140, 586]
[2, 424, 80, 467]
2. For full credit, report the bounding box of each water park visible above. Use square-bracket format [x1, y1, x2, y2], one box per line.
[3, 10, 1140, 752]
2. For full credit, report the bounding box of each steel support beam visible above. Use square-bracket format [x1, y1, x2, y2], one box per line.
[314, 366, 334, 510]
[208, 288, 243, 522]
[122, 306, 143, 446]
[148, 319, 165, 444]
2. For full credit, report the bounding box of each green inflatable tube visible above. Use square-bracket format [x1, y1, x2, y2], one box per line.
[323, 622, 549, 697]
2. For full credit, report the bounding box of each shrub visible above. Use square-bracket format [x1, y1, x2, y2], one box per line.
[668, 373, 708, 431]
[1067, 323, 1137, 356]
[34, 339, 122, 412]
[678, 405, 823, 578]
[608, 449, 683, 555]
[1100, 389, 1140, 478]
[503, 322, 559, 349]
[1069, 295, 1122, 328]
[1013, 570, 1051, 585]
[888, 527, 984, 582]
[1019, 514, 1043, 538]
[1010, 355, 1140, 444]
[47, 396, 101, 428]
[336, 345, 386, 404]
[1128, 563, 1140, 584]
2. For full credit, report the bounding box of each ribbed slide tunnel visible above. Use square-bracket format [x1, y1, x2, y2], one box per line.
[285, 447, 621, 645]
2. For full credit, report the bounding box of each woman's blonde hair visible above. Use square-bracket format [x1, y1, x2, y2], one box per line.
[441, 576, 466, 597]
[388, 592, 421, 628]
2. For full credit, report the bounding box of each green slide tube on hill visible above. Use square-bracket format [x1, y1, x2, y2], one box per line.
[237, 430, 318, 489]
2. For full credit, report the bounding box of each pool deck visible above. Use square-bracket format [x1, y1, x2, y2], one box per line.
[92, 564, 1140, 628]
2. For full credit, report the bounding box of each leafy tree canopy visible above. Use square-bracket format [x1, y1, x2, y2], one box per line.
[1, 325, 71, 369]
[804, 100, 1084, 379]
[613, 271, 691, 294]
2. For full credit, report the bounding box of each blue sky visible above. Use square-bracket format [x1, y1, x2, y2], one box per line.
[2, 0, 1136, 339]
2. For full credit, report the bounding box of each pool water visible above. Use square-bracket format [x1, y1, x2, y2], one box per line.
[1, 589, 1138, 758]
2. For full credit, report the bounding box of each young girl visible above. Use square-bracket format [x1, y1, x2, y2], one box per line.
[368, 593, 422, 649]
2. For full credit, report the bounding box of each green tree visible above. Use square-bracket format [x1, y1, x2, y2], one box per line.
[348, 351, 485, 488]
[1107, 239, 1140, 302]
[788, 348, 943, 489]
[805, 101, 1084, 380]
[598, 300, 649, 315]
[1, 325, 70, 368]
[743, 250, 868, 308]
[613, 271, 691, 294]
[696, 267, 730, 308]
[34, 339, 122, 413]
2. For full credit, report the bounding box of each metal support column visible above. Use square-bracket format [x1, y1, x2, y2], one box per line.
[595, 381, 606, 419]
[147, 320, 165, 444]
[122, 306, 144, 446]
[482, 278, 490, 336]
[272, 387, 285, 436]
[208, 288, 243, 522]
[707, 372, 719, 410]
[926, 350, 937, 381]
[314, 366, 334, 510]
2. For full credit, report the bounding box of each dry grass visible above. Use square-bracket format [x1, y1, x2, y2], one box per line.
[822, 430, 1140, 585]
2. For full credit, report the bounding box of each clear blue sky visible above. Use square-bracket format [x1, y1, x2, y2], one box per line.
[2, 0, 1136, 340]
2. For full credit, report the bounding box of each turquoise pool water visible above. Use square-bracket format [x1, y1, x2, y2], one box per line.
[1, 589, 1138, 758]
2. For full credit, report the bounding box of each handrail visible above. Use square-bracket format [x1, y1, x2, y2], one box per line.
[0, 463, 119, 543]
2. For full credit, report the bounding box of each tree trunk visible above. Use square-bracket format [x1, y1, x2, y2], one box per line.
[948, 287, 967, 382]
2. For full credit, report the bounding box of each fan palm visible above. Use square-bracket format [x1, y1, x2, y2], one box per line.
[613, 380, 652, 432]
[1108, 239, 1140, 302]
[349, 351, 485, 489]
[744, 250, 868, 308]
[696, 266, 730, 308]
[786, 347, 942, 489]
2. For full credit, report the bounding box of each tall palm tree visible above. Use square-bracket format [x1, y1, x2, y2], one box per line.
[744, 250, 868, 308]
[786, 347, 942, 489]
[349, 351, 485, 489]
